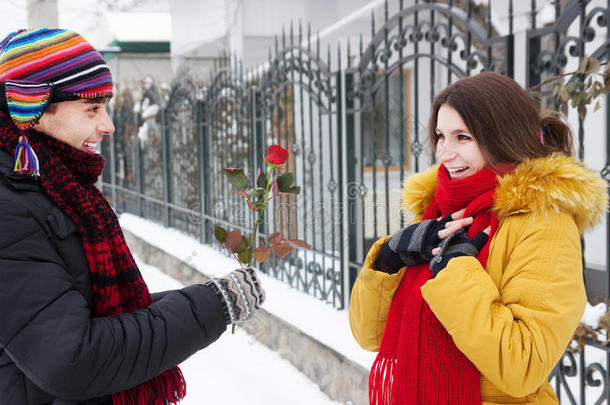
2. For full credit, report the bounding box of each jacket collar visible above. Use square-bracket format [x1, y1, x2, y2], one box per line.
[401, 153, 608, 234]
[0, 148, 41, 191]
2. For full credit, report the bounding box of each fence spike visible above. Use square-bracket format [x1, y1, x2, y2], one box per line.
[337, 41, 341, 71]
[487, 0, 492, 30]
[347, 39, 351, 68]
[308, 22, 311, 51]
[384, 0, 388, 22]
[509, 0, 513, 34]
[529, 0, 536, 29]
[554, 0, 560, 19]
[233, 52, 238, 76]
[282, 25, 286, 48]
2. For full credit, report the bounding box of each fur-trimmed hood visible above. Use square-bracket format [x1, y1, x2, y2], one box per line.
[401, 153, 608, 234]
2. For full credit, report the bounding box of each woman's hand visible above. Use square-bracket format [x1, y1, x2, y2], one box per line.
[429, 210, 490, 275]
[387, 212, 461, 264]
[381, 208, 479, 273]
[429, 227, 491, 276]
[431, 208, 479, 256]
[435, 208, 472, 240]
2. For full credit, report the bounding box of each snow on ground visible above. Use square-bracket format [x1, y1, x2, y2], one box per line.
[120, 213, 377, 370]
[581, 302, 607, 330]
[138, 258, 341, 405]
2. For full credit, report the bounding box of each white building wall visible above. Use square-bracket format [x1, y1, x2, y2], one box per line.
[0, 2, 26, 36]
[105, 53, 173, 88]
[170, 0, 378, 69]
[26, 0, 58, 28]
[170, 0, 228, 74]
[241, 0, 308, 37]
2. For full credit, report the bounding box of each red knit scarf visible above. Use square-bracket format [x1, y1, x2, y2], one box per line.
[369, 165, 500, 405]
[0, 112, 186, 405]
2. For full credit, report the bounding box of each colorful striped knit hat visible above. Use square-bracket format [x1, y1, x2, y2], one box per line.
[0, 28, 113, 130]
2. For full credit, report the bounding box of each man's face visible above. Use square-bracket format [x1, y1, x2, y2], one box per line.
[34, 98, 115, 154]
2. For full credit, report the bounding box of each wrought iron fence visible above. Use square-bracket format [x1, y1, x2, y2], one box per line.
[100, 0, 610, 402]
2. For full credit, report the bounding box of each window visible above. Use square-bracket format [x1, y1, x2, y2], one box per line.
[362, 69, 412, 171]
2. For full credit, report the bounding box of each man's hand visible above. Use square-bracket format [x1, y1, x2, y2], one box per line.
[207, 268, 266, 325]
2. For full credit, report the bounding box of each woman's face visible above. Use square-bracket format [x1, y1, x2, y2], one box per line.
[435, 104, 488, 180]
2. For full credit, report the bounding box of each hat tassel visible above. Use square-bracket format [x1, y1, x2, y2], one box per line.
[14, 135, 40, 176]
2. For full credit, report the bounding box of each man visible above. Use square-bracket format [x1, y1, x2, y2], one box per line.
[0, 28, 265, 404]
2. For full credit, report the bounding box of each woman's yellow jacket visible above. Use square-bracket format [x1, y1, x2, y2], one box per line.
[349, 154, 608, 404]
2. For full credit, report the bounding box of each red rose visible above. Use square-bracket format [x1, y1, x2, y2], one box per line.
[264, 145, 289, 165]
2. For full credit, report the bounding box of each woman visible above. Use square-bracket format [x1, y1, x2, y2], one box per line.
[349, 72, 608, 404]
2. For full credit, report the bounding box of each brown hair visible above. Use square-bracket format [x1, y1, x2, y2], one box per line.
[428, 72, 573, 166]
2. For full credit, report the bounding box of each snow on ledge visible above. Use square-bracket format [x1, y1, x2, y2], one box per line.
[119, 213, 376, 370]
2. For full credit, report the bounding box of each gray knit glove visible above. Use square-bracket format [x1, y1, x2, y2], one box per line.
[206, 268, 266, 324]
[429, 229, 489, 277]
[387, 214, 454, 266]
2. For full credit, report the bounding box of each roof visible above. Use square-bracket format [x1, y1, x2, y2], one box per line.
[105, 40, 169, 53]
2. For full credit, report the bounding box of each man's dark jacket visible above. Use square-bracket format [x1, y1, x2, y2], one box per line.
[0, 148, 227, 404]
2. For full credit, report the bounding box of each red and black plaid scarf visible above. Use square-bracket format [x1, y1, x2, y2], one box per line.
[0, 111, 186, 405]
[370, 165, 500, 405]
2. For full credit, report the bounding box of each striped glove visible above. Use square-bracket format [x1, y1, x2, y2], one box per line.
[387, 214, 454, 265]
[375, 215, 454, 274]
[207, 268, 265, 324]
[429, 229, 489, 277]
